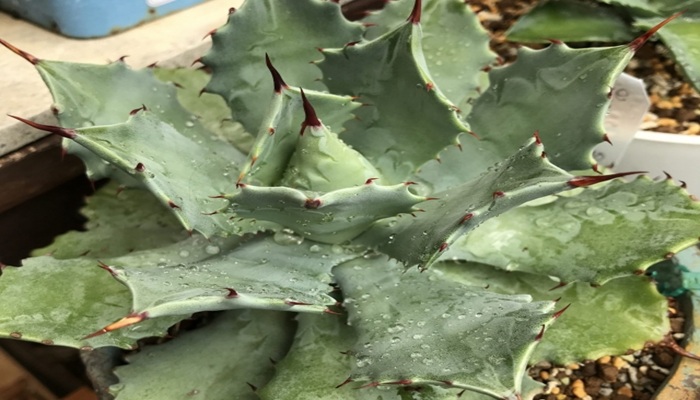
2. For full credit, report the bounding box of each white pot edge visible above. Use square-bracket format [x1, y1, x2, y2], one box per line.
[614, 130, 700, 196]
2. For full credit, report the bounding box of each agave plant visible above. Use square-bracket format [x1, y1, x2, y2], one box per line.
[1, 0, 699, 399]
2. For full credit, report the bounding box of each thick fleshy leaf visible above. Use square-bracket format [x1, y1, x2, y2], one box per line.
[319, 21, 469, 183]
[260, 313, 541, 399]
[279, 116, 382, 192]
[363, 0, 496, 112]
[506, 0, 635, 43]
[416, 43, 632, 191]
[333, 255, 554, 400]
[259, 313, 405, 400]
[153, 67, 254, 154]
[445, 177, 700, 284]
[20, 112, 243, 237]
[28, 58, 245, 183]
[601, 0, 700, 15]
[238, 83, 361, 187]
[102, 236, 361, 329]
[437, 262, 669, 364]
[359, 137, 579, 270]
[450, 44, 631, 179]
[202, 0, 364, 133]
[0, 257, 178, 349]
[600, 0, 657, 13]
[32, 181, 186, 260]
[112, 310, 295, 400]
[0, 184, 222, 348]
[226, 182, 425, 244]
[646, 0, 700, 14]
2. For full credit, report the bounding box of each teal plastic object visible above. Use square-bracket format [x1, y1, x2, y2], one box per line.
[647, 245, 700, 297]
[0, 0, 207, 39]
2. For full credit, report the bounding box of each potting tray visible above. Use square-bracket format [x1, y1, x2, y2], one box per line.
[0, 0, 208, 38]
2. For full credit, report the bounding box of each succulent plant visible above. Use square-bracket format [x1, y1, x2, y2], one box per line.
[1, 0, 700, 399]
[506, 0, 700, 92]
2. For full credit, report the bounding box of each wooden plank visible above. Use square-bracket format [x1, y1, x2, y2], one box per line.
[0, 341, 90, 399]
[0, 136, 84, 214]
[0, 348, 57, 400]
[0, 174, 90, 266]
[62, 387, 98, 400]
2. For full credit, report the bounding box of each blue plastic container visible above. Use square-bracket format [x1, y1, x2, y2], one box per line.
[0, 0, 208, 38]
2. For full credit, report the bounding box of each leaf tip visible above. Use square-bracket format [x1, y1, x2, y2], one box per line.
[629, 11, 684, 52]
[0, 38, 40, 64]
[265, 53, 288, 93]
[535, 324, 546, 341]
[8, 115, 77, 139]
[335, 377, 354, 389]
[568, 171, 645, 188]
[299, 88, 322, 135]
[407, 0, 422, 24]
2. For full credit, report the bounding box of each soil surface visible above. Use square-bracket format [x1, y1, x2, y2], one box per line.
[470, 0, 700, 135]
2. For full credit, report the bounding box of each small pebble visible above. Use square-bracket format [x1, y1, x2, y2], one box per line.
[616, 385, 634, 398]
[545, 381, 559, 394]
[650, 365, 670, 374]
[628, 366, 639, 384]
[598, 364, 619, 382]
[646, 368, 667, 382]
[584, 376, 604, 396]
[657, 117, 679, 127]
[656, 99, 674, 109]
[669, 317, 685, 333]
[633, 390, 652, 400]
[612, 357, 626, 369]
[571, 379, 586, 399]
[620, 354, 635, 363]
[581, 362, 596, 377]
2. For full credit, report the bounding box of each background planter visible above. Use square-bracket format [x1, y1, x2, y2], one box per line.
[615, 131, 700, 193]
[0, 0, 209, 38]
